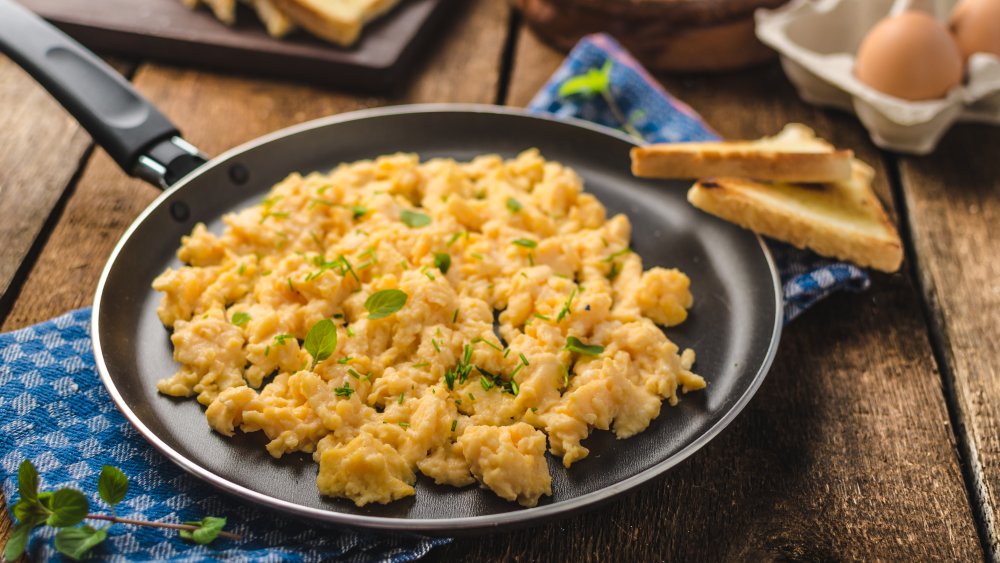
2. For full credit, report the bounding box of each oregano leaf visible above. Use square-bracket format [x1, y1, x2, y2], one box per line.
[97, 465, 129, 507]
[364, 289, 408, 320]
[304, 319, 338, 369]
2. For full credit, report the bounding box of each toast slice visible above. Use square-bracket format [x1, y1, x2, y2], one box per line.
[270, 0, 399, 46]
[244, 0, 296, 37]
[182, 0, 237, 24]
[687, 160, 903, 272]
[632, 124, 854, 183]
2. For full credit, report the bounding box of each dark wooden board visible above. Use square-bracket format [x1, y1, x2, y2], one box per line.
[19, 0, 456, 93]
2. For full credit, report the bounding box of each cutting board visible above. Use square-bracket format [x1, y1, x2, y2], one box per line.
[19, 0, 456, 93]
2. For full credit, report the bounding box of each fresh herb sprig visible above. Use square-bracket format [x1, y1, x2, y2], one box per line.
[304, 319, 338, 369]
[3, 460, 237, 562]
[557, 61, 643, 142]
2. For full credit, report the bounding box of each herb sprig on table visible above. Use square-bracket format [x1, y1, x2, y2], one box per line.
[3, 460, 237, 561]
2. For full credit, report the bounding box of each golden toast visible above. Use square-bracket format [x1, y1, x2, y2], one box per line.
[688, 159, 903, 272]
[632, 123, 854, 183]
[270, 0, 399, 46]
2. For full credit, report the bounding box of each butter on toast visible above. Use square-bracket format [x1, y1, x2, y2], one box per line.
[688, 160, 903, 272]
[270, 0, 399, 46]
[632, 123, 854, 183]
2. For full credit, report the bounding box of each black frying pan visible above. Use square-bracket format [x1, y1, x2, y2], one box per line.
[0, 0, 782, 534]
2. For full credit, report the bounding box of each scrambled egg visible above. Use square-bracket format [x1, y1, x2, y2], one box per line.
[153, 150, 704, 508]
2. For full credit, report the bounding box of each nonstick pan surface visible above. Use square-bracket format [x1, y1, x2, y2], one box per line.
[92, 104, 782, 534]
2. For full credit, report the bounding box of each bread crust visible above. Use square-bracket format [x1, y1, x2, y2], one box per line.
[631, 145, 854, 183]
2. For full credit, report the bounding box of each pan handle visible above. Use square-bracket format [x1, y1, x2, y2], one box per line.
[0, 0, 206, 188]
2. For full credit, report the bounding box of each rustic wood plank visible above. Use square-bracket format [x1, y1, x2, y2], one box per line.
[426, 28, 982, 561]
[0, 56, 121, 318]
[898, 124, 1000, 557]
[0, 0, 508, 551]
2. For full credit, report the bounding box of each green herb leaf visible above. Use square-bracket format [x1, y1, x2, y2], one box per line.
[400, 209, 431, 228]
[18, 460, 38, 503]
[564, 336, 604, 356]
[334, 381, 354, 398]
[558, 60, 612, 98]
[273, 333, 294, 346]
[179, 516, 227, 545]
[230, 312, 250, 327]
[97, 465, 128, 507]
[13, 498, 48, 523]
[512, 239, 537, 249]
[46, 489, 89, 528]
[506, 197, 522, 212]
[54, 525, 107, 561]
[556, 287, 578, 322]
[433, 253, 451, 275]
[450, 420, 458, 432]
[365, 289, 408, 319]
[4, 522, 33, 561]
[304, 319, 338, 369]
[352, 205, 368, 219]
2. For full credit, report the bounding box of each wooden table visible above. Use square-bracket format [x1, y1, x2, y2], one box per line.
[1, 2, 997, 560]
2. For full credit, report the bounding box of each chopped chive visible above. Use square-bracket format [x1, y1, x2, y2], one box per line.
[519, 352, 529, 366]
[512, 238, 537, 249]
[506, 197, 522, 212]
[533, 313, 551, 321]
[264, 345, 271, 357]
[398, 393, 405, 404]
[231, 312, 250, 327]
[451, 420, 457, 432]
[352, 205, 368, 219]
[503, 348, 511, 358]
[398, 421, 410, 428]
[334, 382, 354, 398]
[603, 247, 632, 262]
[468, 393, 476, 401]
[432, 339, 441, 353]
[452, 308, 459, 323]
[447, 232, 463, 247]
[413, 362, 430, 368]
[337, 356, 352, 364]
[237, 263, 245, 275]
[346, 325, 355, 338]
[470, 252, 484, 260]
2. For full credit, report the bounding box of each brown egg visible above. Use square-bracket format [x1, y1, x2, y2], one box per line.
[951, 0, 1000, 59]
[855, 10, 964, 100]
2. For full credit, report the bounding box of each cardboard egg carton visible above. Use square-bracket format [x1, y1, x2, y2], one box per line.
[755, 0, 1000, 154]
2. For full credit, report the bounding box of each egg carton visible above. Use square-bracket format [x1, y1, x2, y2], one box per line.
[755, 0, 1000, 154]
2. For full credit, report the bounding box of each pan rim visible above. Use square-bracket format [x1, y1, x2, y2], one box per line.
[92, 103, 783, 533]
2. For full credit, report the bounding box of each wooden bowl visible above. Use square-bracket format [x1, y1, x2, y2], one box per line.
[512, 0, 791, 72]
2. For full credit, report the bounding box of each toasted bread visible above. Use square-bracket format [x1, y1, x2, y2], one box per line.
[270, 0, 399, 46]
[632, 123, 854, 183]
[688, 160, 903, 272]
[244, 0, 296, 37]
[182, 0, 237, 24]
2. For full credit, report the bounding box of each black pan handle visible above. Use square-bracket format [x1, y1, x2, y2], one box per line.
[0, 0, 206, 188]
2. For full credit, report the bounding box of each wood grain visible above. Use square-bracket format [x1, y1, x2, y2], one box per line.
[426, 29, 983, 561]
[898, 124, 1000, 557]
[0, 56, 117, 321]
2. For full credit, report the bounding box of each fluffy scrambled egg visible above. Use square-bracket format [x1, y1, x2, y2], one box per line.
[153, 150, 704, 508]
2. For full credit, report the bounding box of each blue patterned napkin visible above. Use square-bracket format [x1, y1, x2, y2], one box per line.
[0, 309, 447, 562]
[528, 33, 870, 322]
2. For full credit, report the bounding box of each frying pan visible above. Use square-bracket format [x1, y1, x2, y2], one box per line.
[0, 0, 782, 534]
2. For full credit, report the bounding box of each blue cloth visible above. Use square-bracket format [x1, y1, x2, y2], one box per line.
[528, 33, 870, 322]
[0, 308, 447, 562]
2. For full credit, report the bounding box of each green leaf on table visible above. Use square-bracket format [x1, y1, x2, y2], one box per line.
[3, 522, 34, 562]
[54, 525, 107, 561]
[558, 61, 613, 98]
[400, 209, 431, 228]
[18, 459, 38, 503]
[433, 252, 451, 275]
[45, 488, 90, 528]
[564, 336, 604, 357]
[365, 289, 408, 320]
[179, 516, 227, 545]
[304, 319, 338, 369]
[97, 465, 129, 507]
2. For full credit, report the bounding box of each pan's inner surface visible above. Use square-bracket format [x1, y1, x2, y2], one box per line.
[96, 109, 779, 529]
